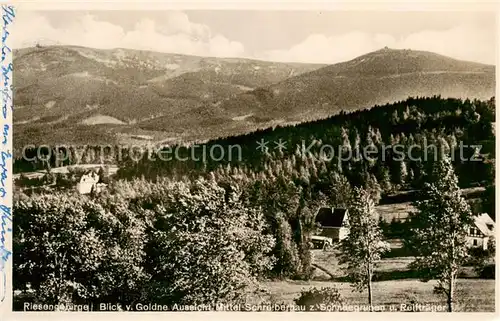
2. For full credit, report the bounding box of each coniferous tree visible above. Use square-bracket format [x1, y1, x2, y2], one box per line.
[365, 174, 382, 204]
[379, 167, 392, 193]
[405, 156, 473, 312]
[394, 161, 408, 187]
[328, 173, 353, 208]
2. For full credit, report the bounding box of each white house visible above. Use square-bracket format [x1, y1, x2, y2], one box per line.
[76, 172, 100, 195]
[467, 213, 495, 250]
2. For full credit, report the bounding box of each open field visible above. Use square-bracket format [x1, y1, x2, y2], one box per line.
[376, 187, 486, 222]
[302, 245, 495, 312]
[376, 202, 413, 222]
[260, 278, 495, 312]
[311, 249, 419, 280]
[312, 246, 484, 279]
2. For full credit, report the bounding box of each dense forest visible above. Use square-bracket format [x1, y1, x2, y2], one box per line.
[13, 96, 496, 308]
[117, 95, 495, 184]
[16, 95, 495, 210]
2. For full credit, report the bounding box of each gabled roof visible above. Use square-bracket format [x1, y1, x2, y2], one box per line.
[315, 207, 348, 228]
[474, 213, 495, 237]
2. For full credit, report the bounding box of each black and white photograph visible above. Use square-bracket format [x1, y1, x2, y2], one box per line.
[6, 7, 497, 314]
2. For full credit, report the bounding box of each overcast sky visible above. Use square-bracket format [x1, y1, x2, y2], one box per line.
[12, 10, 497, 64]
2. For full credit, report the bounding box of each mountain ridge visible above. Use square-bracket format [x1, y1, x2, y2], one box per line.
[215, 47, 494, 123]
[13, 45, 495, 148]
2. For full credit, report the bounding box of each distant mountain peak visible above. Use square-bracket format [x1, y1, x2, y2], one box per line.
[13, 45, 494, 148]
[363, 47, 429, 57]
[333, 47, 493, 77]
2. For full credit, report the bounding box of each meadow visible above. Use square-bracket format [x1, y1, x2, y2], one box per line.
[260, 279, 495, 312]
[254, 244, 496, 312]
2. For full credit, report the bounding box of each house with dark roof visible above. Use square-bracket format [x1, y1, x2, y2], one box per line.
[467, 213, 495, 250]
[314, 207, 349, 242]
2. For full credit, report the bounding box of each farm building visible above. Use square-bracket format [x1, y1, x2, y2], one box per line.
[467, 213, 495, 250]
[314, 207, 349, 242]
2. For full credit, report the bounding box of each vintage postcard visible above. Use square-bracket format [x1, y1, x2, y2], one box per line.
[0, 1, 498, 320]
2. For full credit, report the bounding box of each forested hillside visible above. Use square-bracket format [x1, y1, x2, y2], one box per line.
[117, 96, 495, 189]
[18, 96, 495, 193]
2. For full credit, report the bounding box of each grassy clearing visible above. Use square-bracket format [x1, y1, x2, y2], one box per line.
[376, 202, 413, 222]
[14, 164, 119, 180]
[311, 249, 415, 280]
[375, 187, 485, 223]
[303, 247, 494, 312]
[259, 279, 495, 312]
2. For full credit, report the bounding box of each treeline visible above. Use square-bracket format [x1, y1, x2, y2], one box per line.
[16, 96, 495, 192]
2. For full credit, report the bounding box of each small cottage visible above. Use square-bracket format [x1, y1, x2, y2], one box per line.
[467, 213, 495, 250]
[76, 172, 100, 195]
[314, 208, 349, 242]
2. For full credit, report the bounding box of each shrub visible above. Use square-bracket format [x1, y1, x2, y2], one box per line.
[466, 239, 495, 278]
[294, 287, 343, 310]
[478, 264, 495, 279]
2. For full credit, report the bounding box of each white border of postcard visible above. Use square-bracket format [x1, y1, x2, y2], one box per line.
[2, 1, 500, 321]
